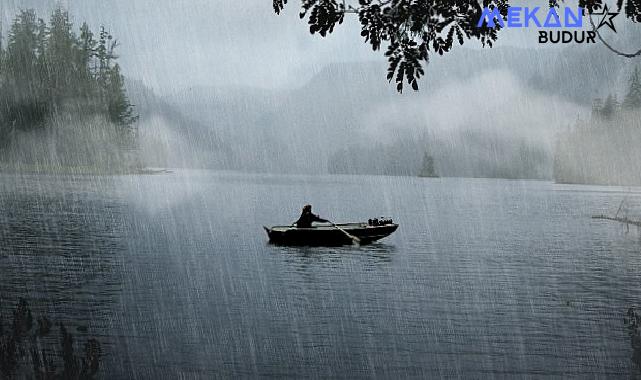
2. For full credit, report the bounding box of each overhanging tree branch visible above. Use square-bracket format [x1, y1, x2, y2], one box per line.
[275, 0, 641, 93]
[589, 11, 641, 58]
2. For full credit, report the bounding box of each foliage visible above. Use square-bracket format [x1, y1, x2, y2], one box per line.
[0, 299, 101, 380]
[274, 0, 641, 92]
[0, 8, 136, 138]
[625, 307, 641, 371]
[107, 64, 139, 129]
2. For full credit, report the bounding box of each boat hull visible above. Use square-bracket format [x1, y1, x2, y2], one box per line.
[264, 223, 398, 246]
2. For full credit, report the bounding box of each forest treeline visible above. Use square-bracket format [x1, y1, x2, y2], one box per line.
[554, 67, 641, 185]
[0, 7, 138, 172]
[0, 7, 136, 129]
[328, 131, 550, 180]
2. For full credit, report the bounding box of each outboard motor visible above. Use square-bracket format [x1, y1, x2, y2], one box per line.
[368, 218, 393, 226]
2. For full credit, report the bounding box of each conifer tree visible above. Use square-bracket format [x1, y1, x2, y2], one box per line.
[623, 66, 641, 111]
[76, 22, 97, 98]
[419, 151, 438, 177]
[106, 63, 137, 128]
[600, 94, 616, 119]
[6, 10, 39, 93]
[46, 7, 76, 100]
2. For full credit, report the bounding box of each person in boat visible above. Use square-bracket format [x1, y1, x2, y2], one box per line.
[293, 204, 329, 228]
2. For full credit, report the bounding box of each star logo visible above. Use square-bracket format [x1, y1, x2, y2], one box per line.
[592, 4, 619, 33]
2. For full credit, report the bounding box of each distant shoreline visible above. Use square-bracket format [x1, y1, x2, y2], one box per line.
[0, 164, 173, 176]
[1, 167, 639, 187]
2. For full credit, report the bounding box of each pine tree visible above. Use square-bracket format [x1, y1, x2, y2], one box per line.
[78, 23, 95, 68]
[418, 151, 438, 177]
[591, 98, 603, 119]
[2, 9, 48, 128]
[0, 19, 3, 86]
[106, 63, 137, 128]
[35, 18, 48, 96]
[0, 9, 4, 78]
[46, 7, 76, 100]
[6, 10, 39, 90]
[600, 94, 616, 119]
[95, 26, 116, 94]
[76, 22, 97, 98]
[623, 66, 641, 111]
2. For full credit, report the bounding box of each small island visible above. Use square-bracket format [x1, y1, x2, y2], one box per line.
[0, 8, 141, 174]
[418, 151, 438, 178]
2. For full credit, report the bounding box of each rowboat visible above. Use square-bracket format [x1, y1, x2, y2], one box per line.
[263, 222, 398, 246]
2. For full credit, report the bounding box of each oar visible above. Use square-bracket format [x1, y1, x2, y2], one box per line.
[328, 221, 361, 245]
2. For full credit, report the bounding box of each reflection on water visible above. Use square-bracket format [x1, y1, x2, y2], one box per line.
[274, 243, 395, 267]
[0, 171, 640, 378]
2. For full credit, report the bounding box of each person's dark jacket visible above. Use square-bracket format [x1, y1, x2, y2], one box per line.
[294, 210, 329, 228]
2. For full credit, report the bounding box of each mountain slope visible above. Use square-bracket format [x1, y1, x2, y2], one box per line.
[159, 43, 637, 176]
[126, 79, 232, 169]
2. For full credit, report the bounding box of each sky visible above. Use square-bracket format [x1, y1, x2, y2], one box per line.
[0, 0, 552, 93]
[1, 0, 381, 92]
[0, 0, 637, 176]
[0, 0, 630, 93]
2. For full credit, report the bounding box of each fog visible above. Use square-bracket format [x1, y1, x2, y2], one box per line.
[0, 0, 640, 180]
[3, 2, 641, 378]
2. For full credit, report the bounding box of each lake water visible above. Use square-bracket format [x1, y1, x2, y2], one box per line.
[1, 170, 640, 378]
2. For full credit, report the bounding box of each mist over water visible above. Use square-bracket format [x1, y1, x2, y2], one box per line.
[3, 0, 639, 177]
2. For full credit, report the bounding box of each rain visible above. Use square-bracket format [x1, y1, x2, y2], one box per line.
[0, 0, 641, 378]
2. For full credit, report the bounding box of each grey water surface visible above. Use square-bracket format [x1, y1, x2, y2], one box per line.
[1, 170, 640, 378]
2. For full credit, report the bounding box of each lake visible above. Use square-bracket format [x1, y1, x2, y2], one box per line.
[1, 170, 640, 378]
